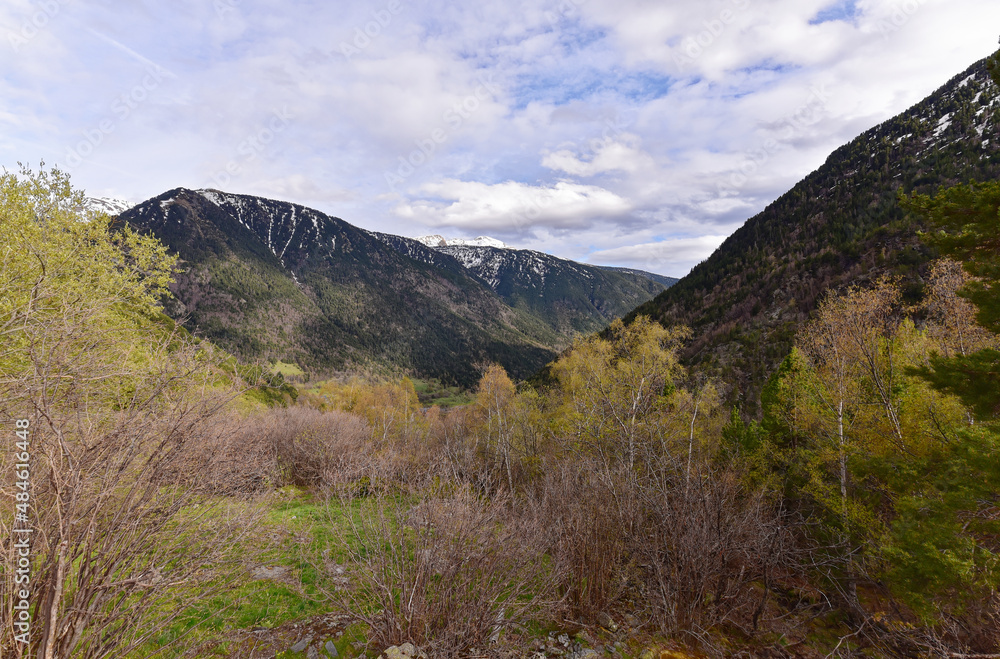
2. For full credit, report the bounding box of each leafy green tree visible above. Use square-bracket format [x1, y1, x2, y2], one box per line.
[550, 316, 694, 487]
[764, 273, 1000, 632]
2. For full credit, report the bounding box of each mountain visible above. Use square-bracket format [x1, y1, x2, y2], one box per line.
[83, 196, 133, 215]
[596, 266, 679, 289]
[416, 235, 507, 248]
[375, 235, 667, 337]
[417, 235, 678, 289]
[626, 56, 1000, 406]
[119, 189, 558, 386]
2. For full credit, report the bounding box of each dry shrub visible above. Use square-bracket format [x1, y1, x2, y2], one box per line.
[524, 456, 793, 636]
[327, 489, 554, 657]
[163, 411, 281, 494]
[166, 406, 377, 494]
[0, 347, 266, 658]
[532, 462, 636, 623]
[262, 407, 373, 489]
[637, 465, 791, 635]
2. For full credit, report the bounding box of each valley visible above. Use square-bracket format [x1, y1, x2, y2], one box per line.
[2, 45, 1000, 659]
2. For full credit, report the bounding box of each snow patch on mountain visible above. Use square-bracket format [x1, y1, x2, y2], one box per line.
[83, 196, 133, 216]
[416, 235, 507, 249]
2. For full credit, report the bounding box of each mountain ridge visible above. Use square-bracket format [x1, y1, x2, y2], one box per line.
[120, 188, 560, 386]
[120, 188, 667, 385]
[375, 235, 667, 337]
[626, 55, 1000, 406]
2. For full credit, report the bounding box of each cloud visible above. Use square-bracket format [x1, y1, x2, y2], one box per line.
[395, 178, 634, 231]
[2, 0, 1000, 277]
[542, 133, 656, 176]
[588, 235, 730, 275]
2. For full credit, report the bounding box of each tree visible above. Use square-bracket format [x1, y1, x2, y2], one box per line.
[550, 316, 692, 489]
[475, 364, 518, 492]
[0, 166, 258, 657]
[900, 46, 1000, 422]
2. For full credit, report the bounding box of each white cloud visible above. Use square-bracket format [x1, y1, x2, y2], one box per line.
[588, 235, 730, 275]
[542, 133, 656, 176]
[395, 179, 633, 231]
[2, 0, 999, 277]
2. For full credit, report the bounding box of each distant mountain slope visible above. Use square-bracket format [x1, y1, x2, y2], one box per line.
[627, 56, 1000, 405]
[376, 236, 667, 337]
[416, 235, 507, 248]
[120, 189, 556, 385]
[83, 196, 132, 215]
[597, 266, 679, 289]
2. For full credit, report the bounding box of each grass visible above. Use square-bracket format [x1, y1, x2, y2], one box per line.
[271, 360, 306, 378]
[124, 486, 820, 659]
[410, 377, 474, 407]
[122, 486, 431, 659]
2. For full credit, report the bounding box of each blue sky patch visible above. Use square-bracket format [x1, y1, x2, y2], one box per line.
[809, 0, 860, 25]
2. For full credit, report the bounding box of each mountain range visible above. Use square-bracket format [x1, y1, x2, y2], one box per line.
[627, 55, 1000, 407]
[117, 190, 669, 385]
[113, 54, 998, 398]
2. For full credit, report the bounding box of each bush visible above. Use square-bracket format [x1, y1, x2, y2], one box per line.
[326, 489, 555, 657]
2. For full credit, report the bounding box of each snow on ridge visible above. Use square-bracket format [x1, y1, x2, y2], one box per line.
[933, 113, 953, 137]
[83, 196, 133, 215]
[197, 189, 228, 206]
[416, 235, 507, 249]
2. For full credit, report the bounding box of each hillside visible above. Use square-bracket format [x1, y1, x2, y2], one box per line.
[627, 55, 1000, 405]
[119, 189, 558, 385]
[375, 235, 666, 337]
[596, 266, 679, 289]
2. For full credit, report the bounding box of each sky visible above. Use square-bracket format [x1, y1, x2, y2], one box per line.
[2, 0, 998, 277]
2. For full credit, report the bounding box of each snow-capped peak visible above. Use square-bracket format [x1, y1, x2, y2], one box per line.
[416, 235, 507, 249]
[83, 196, 133, 216]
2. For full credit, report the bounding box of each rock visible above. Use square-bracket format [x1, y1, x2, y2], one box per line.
[251, 565, 291, 581]
[569, 651, 600, 659]
[558, 634, 571, 647]
[325, 640, 339, 656]
[290, 635, 313, 653]
[307, 646, 319, 659]
[382, 643, 426, 659]
[598, 612, 619, 631]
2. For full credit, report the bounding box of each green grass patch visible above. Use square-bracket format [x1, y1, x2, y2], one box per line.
[410, 377, 474, 407]
[271, 360, 306, 377]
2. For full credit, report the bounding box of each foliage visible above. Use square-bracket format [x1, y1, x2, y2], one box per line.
[759, 273, 1000, 634]
[0, 165, 262, 658]
[627, 54, 1000, 406]
[904, 182, 1000, 421]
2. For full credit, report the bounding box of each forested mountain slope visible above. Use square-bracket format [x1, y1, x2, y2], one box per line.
[375, 234, 667, 338]
[627, 56, 1000, 404]
[120, 189, 557, 385]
